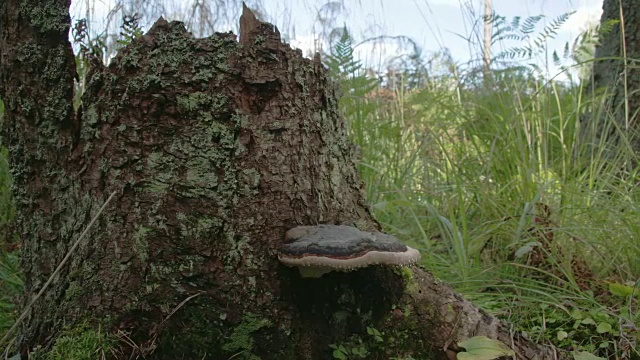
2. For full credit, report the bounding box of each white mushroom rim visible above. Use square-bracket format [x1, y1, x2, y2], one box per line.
[278, 246, 421, 278]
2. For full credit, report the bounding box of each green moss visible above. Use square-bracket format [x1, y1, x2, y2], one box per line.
[397, 266, 418, 295]
[222, 313, 272, 360]
[45, 323, 114, 360]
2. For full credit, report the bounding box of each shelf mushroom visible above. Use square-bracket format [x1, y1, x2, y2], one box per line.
[278, 224, 421, 278]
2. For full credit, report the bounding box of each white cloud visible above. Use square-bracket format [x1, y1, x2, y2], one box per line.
[562, 5, 603, 33]
[289, 35, 321, 58]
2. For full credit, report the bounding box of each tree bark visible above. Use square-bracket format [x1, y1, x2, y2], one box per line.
[1, 1, 566, 359]
[587, 0, 640, 152]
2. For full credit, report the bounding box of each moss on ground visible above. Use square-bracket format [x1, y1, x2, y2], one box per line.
[222, 313, 273, 360]
[40, 323, 114, 360]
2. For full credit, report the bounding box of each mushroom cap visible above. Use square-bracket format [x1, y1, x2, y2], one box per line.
[278, 225, 420, 277]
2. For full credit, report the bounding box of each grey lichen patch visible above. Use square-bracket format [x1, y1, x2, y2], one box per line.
[15, 42, 43, 69]
[192, 68, 214, 83]
[147, 52, 184, 75]
[239, 168, 261, 196]
[149, 262, 175, 278]
[128, 74, 162, 92]
[145, 282, 161, 294]
[185, 157, 219, 189]
[80, 105, 100, 140]
[17, 96, 35, 115]
[147, 122, 238, 199]
[242, 250, 260, 272]
[156, 255, 206, 278]
[224, 232, 254, 268]
[133, 225, 151, 262]
[231, 113, 249, 128]
[177, 92, 212, 113]
[196, 121, 234, 148]
[145, 204, 170, 235]
[19, 1, 70, 32]
[329, 157, 343, 193]
[117, 47, 143, 71]
[178, 215, 222, 243]
[144, 180, 170, 194]
[176, 255, 203, 277]
[53, 185, 94, 241]
[63, 280, 86, 304]
[146, 256, 207, 289]
[144, 151, 177, 194]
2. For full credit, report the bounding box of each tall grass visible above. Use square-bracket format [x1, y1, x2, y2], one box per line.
[0, 114, 19, 340]
[330, 27, 640, 357]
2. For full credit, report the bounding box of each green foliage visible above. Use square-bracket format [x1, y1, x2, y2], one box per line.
[0, 252, 21, 336]
[329, 326, 386, 359]
[0, 111, 18, 344]
[330, 342, 368, 360]
[331, 17, 640, 358]
[457, 336, 514, 360]
[514, 304, 623, 355]
[573, 351, 606, 360]
[116, 14, 143, 48]
[222, 313, 271, 360]
[325, 26, 379, 122]
[71, 13, 142, 109]
[45, 323, 113, 360]
[493, 12, 573, 60]
[607, 281, 640, 298]
[552, 19, 619, 82]
[491, 12, 574, 77]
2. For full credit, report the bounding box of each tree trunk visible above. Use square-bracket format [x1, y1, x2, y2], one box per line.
[1, 1, 565, 359]
[482, 0, 492, 83]
[588, 0, 640, 152]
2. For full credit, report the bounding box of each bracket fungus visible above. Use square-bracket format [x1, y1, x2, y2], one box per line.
[278, 224, 421, 278]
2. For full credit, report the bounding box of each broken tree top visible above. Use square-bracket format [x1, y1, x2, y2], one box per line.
[278, 225, 421, 277]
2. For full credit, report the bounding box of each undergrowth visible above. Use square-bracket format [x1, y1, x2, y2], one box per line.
[0, 105, 19, 350]
[328, 22, 640, 359]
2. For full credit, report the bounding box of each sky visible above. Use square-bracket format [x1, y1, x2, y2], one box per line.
[70, 0, 605, 78]
[278, 0, 604, 77]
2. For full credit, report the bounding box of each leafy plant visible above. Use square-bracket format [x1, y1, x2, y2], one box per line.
[325, 26, 379, 126]
[116, 13, 143, 48]
[330, 341, 368, 360]
[456, 336, 514, 360]
[493, 12, 573, 61]
[329, 326, 388, 359]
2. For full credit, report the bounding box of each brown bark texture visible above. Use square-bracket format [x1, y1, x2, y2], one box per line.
[588, 0, 640, 151]
[0, 1, 566, 359]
